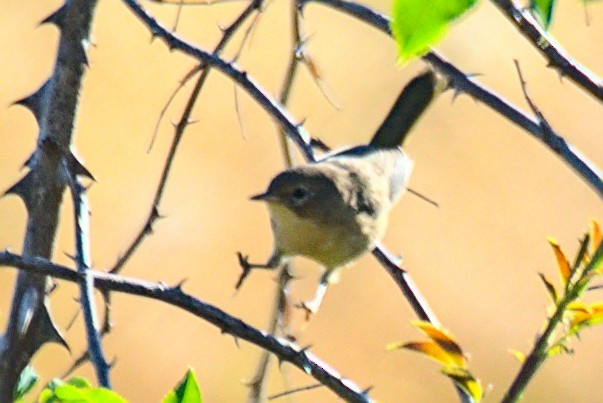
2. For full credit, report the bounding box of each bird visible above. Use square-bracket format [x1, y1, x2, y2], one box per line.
[237, 69, 446, 316]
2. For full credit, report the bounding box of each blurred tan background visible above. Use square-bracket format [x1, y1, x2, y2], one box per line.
[1, 0, 602, 401]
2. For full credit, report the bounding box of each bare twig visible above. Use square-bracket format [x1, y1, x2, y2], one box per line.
[299, 0, 603, 199]
[63, 0, 266, 378]
[0, 251, 372, 403]
[268, 383, 323, 400]
[115, 0, 265, 275]
[246, 5, 303, 399]
[65, 170, 111, 387]
[491, 0, 603, 102]
[123, 0, 315, 160]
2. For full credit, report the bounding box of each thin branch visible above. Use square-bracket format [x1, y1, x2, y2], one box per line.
[65, 170, 111, 387]
[0, 251, 372, 403]
[123, 0, 315, 160]
[146, 0, 247, 5]
[247, 4, 302, 399]
[491, 0, 603, 102]
[268, 383, 323, 400]
[372, 244, 439, 324]
[247, 265, 295, 401]
[299, 0, 603, 199]
[114, 0, 264, 275]
[62, 0, 265, 378]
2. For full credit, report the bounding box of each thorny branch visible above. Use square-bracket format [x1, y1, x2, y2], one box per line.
[491, 0, 603, 102]
[299, 0, 603, 198]
[0, 251, 371, 403]
[65, 170, 111, 387]
[64, 0, 266, 378]
[123, 0, 452, 376]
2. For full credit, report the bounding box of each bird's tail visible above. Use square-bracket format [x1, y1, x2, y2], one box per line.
[369, 69, 448, 148]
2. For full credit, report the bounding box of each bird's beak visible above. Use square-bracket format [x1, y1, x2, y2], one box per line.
[250, 192, 274, 202]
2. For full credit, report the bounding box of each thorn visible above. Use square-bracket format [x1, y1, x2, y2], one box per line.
[144, 221, 155, 235]
[299, 344, 312, 354]
[74, 42, 90, 67]
[295, 117, 307, 128]
[309, 137, 330, 152]
[3, 172, 34, 207]
[451, 87, 464, 103]
[39, 4, 67, 28]
[109, 356, 118, 369]
[66, 152, 96, 181]
[40, 304, 70, 352]
[47, 280, 59, 295]
[232, 335, 240, 348]
[12, 79, 50, 121]
[63, 252, 77, 263]
[172, 278, 188, 290]
[361, 385, 373, 396]
[21, 152, 36, 170]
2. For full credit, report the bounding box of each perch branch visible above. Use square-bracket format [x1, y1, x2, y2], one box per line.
[299, 0, 603, 199]
[491, 0, 603, 102]
[0, 251, 372, 403]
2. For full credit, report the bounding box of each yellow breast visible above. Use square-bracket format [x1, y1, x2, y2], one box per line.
[267, 203, 385, 269]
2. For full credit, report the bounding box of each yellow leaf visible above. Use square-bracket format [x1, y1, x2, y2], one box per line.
[590, 301, 603, 312]
[548, 344, 571, 357]
[591, 220, 602, 254]
[567, 310, 591, 328]
[567, 301, 593, 314]
[411, 321, 466, 368]
[401, 340, 458, 368]
[442, 367, 483, 402]
[508, 349, 526, 363]
[547, 237, 571, 285]
[538, 272, 558, 302]
[304, 55, 322, 80]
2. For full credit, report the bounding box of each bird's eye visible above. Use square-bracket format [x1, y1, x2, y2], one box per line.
[290, 187, 309, 204]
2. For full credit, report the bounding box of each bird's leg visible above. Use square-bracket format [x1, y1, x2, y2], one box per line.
[235, 252, 280, 290]
[299, 271, 330, 320]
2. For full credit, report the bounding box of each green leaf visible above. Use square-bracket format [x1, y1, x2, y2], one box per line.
[163, 368, 202, 403]
[391, 0, 478, 61]
[40, 378, 126, 403]
[14, 365, 38, 400]
[65, 377, 92, 389]
[530, 0, 556, 29]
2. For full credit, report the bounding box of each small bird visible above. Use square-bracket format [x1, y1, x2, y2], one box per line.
[238, 70, 446, 316]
